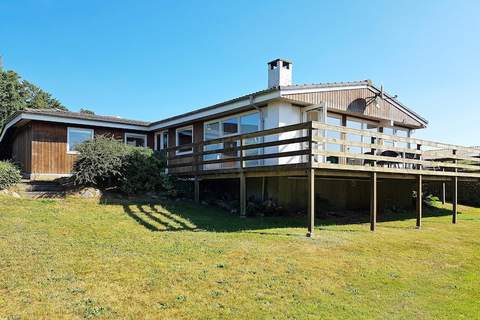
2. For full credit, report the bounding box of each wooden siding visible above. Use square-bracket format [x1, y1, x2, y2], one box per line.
[31, 122, 75, 174]
[11, 125, 32, 174]
[29, 121, 154, 175]
[283, 88, 424, 128]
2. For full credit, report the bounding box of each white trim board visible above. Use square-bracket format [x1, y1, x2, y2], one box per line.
[149, 91, 281, 131]
[0, 114, 23, 143]
[67, 127, 94, 154]
[154, 130, 169, 151]
[0, 113, 149, 143]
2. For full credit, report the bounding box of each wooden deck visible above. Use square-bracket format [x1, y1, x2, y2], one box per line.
[164, 121, 480, 236]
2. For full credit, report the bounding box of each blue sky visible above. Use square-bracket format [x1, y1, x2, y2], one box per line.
[1, 0, 479, 145]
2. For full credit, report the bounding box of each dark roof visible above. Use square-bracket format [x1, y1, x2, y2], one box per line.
[268, 58, 293, 65]
[18, 108, 151, 126]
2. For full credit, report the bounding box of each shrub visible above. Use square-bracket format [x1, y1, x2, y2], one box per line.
[72, 135, 174, 194]
[120, 147, 174, 194]
[72, 135, 129, 188]
[0, 161, 22, 190]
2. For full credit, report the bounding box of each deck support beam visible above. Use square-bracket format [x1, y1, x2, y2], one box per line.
[261, 176, 266, 202]
[416, 175, 422, 229]
[441, 181, 446, 205]
[194, 177, 200, 203]
[306, 168, 315, 237]
[240, 173, 246, 217]
[370, 172, 377, 231]
[452, 176, 458, 224]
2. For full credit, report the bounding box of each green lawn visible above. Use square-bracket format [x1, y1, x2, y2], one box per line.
[0, 195, 479, 319]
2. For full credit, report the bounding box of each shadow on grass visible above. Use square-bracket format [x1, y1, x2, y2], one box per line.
[101, 194, 458, 234]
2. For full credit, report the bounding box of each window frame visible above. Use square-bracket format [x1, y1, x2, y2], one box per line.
[124, 132, 148, 148]
[175, 125, 194, 155]
[67, 127, 94, 154]
[154, 130, 169, 151]
[203, 110, 261, 141]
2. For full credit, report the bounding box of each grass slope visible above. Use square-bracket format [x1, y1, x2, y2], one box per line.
[0, 196, 479, 319]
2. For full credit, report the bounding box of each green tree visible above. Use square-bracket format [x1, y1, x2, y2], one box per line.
[80, 108, 95, 115]
[0, 67, 66, 130]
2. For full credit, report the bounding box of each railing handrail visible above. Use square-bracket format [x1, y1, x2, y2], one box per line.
[164, 122, 310, 153]
[312, 121, 480, 154]
[164, 120, 480, 177]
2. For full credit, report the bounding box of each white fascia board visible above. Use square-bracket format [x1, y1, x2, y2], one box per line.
[23, 114, 150, 131]
[0, 114, 23, 143]
[367, 86, 427, 126]
[280, 85, 368, 95]
[148, 91, 281, 131]
[0, 113, 149, 144]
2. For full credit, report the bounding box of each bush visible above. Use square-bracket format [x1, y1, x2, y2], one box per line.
[120, 147, 174, 194]
[0, 161, 22, 190]
[72, 135, 174, 194]
[72, 136, 129, 189]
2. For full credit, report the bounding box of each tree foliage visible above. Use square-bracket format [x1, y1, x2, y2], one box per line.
[80, 108, 95, 115]
[0, 68, 66, 130]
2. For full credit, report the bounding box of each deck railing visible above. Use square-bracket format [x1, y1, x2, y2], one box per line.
[164, 121, 480, 178]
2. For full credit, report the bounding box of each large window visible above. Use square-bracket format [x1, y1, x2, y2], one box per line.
[204, 112, 261, 142]
[203, 111, 261, 168]
[240, 112, 261, 167]
[125, 133, 147, 147]
[382, 127, 411, 149]
[67, 127, 93, 153]
[204, 122, 221, 165]
[346, 117, 378, 165]
[222, 117, 239, 136]
[155, 131, 169, 151]
[176, 126, 193, 154]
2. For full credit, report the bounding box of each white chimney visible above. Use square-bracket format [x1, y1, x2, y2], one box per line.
[268, 59, 292, 88]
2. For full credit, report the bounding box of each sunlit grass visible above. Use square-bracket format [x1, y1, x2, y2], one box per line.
[0, 196, 479, 319]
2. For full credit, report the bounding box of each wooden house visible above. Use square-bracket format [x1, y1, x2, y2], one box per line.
[1, 59, 479, 235]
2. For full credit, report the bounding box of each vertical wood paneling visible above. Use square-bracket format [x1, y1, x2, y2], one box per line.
[29, 122, 155, 174]
[284, 88, 423, 127]
[11, 125, 32, 174]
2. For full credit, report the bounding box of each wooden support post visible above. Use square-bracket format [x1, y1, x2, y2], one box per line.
[416, 174, 422, 229]
[240, 173, 246, 217]
[452, 149, 458, 224]
[452, 176, 458, 224]
[306, 168, 315, 237]
[370, 171, 377, 231]
[261, 176, 266, 202]
[340, 115, 347, 165]
[194, 177, 200, 203]
[441, 181, 446, 205]
[306, 123, 315, 237]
